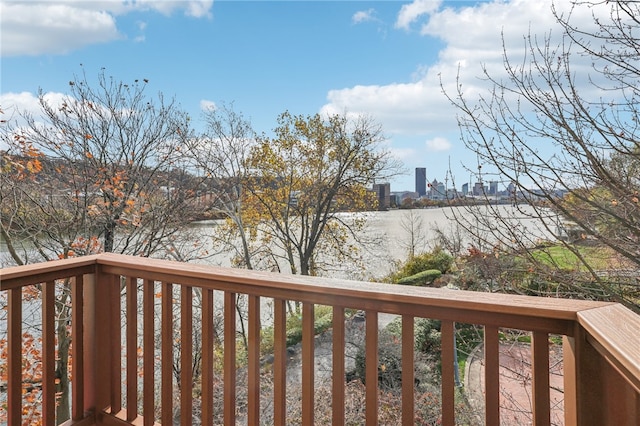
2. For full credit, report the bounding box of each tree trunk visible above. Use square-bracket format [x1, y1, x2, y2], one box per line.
[55, 288, 72, 424]
[104, 220, 115, 253]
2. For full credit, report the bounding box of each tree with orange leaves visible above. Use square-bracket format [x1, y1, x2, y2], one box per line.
[0, 69, 205, 424]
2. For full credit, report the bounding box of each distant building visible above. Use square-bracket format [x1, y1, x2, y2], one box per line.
[392, 191, 419, 202]
[489, 181, 498, 196]
[473, 182, 484, 196]
[372, 183, 391, 210]
[415, 167, 427, 197]
[461, 183, 469, 196]
[428, 179, 446, 200]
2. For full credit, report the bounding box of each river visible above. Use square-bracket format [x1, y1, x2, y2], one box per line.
[187, 204, 554, 281]
[0, 205, 554, 276]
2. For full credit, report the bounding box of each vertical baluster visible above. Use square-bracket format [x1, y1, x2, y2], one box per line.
[366, 310, 378, 425]
[224, 291, 236, 426]
[181, 285, 193, 426]
[142, 279, 154, 426]
[7, 286, 22, 425]
[161, 282, 173, 424]
[110, 274, 122, 413]
[402, 315, 415, 426]
[302, 303, 315, 424]
[532, 331, 551, 426]
[42, 281, 56, 424]
[72, 275, 84, 420]
[440, 320, 455, 426]
[273, 299, 287, 426]
[90, 269, 115, 411]
[201, 288, 214, 426]
[484, 325, 500, 425]
[332, 306, 345, 426]
[247, 295, 261, 425]
[126, 276, 138, 421]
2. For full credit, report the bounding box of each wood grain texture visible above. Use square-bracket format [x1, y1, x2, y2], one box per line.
[247, 295, 261, 426]
[126, 277, 138, 421]
[72, 275, 86, 421]
[577, 304, 640, 393]
[441, 320, 455, 426]
[332, 307, 346, 426]
[402, 315, 415, 426]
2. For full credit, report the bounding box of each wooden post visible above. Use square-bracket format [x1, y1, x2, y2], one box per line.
[563, 329, 604, 425]
[441, 320, 455, 426]
[224, 292, 236, 426]
[402, 316, 415, 426]
[7, 287, 22, 426]
[531, 331, 550, 426]
[366, 311, 378, 425]
[302, 303, 315, 425]
[484, 325, 500, 425]
[247, 295, 261, 425]
[273, 299, 287, 426]
[84, 267, 116, 414]
[332, 307, 346, 426]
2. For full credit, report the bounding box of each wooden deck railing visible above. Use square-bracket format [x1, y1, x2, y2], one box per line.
[1, 253, 639, 425]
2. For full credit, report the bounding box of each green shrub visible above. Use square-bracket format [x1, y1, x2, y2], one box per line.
[402, 247, 453, 275]
[384, 317, 441, 357]
[388, 247, 453, 283]
[397, 269, 442, 286]
[415, 318, 442, 355]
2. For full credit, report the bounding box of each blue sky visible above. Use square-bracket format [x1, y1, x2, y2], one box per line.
[1, 0, 598, 191]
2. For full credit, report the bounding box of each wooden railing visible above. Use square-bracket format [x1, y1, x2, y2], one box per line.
[1, 253, 639, 425]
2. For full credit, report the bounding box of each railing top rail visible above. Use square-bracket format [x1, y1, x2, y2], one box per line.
[98, 252, 608, 308]
[0, 253, 617, 335]
[0, 255, 100, 290]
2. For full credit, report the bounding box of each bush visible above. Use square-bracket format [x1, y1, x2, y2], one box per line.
[397, 269, 442, 286]
[388, 247, 454, 284]
[415, 318, 442, 355]
[404, 247, 453, 275]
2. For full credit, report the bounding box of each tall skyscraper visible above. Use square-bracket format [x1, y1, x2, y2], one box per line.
[415, 167, 426, 197]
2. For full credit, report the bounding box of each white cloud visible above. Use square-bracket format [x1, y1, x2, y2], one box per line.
[184, 0, 214, 19]
[1, 91, 67, 119]
[395, 0, 442, 30]
[133, 20, 147, 43]
[389, 146, 417, 163]
[321, 78, 452, 135]
[0, 0, 214, 57]
[321, 0, 607, 143]
[0, 91, 67, 150]
[352, 9, 377, 24]
[425, 137, 451, 152]
[200, 100, 217, 111]
[0, 3, 121, 56]
[132, 0, 213, 18]
[1, 92, 40, 116]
